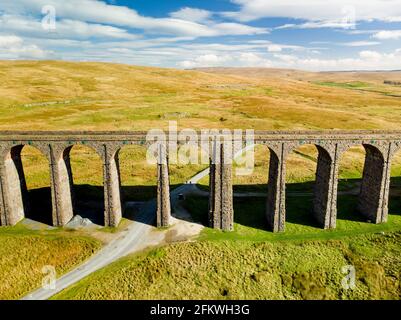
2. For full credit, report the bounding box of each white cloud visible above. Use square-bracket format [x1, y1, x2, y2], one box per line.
[2, 0, 267, 38]
[170, 7, 212, 23]
[267, 44, 303, 52]
[0, 15, 139, 40]
[211, 23, 268, 36]
[0, 35, 23, 47]
[267, 44, 282, 52]
[226, 0, 401, 27]
[177, 49, 401, 71]
[238, 52, 273, 67]
[372, 30, 401, 40]
[275, 20, 356, 30]
[179, 54, 232, 68]
[272, 49, 401, 71]
[340, 41, 381, 47]
[359, 50, 382, 60]
[0, 35, 52, 59]
[179, 52, 274, 68]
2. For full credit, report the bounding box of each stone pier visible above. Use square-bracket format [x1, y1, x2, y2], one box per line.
[266, 145, 286, 232]
[156, 144, 171, 227]
[313, 145, 339, 229]
[49, 145, 74, 226]
[209, 141, 234, 231]
[0, 145, 29, 226]
[103, 145, 123, 227]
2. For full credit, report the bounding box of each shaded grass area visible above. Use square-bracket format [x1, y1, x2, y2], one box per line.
[19, 145, 207, 225]
[0, 224, 101, 299]
[184, 193, 401, 242]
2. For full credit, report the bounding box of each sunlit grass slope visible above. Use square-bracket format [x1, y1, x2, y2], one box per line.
[0, 225, 101, 299]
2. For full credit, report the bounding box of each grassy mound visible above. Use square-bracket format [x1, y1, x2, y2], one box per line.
[0, 225, 101, 299]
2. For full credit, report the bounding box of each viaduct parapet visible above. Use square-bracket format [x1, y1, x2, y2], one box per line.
[0, 130, 400, 232]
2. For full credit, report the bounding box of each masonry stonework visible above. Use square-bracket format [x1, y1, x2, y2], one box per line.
[209, 141, 234, 231]
[313, 145, 338, 229]
[266, 145, 286, 232]
[156, 144, 171, 227]
[0, 131, 400, 232]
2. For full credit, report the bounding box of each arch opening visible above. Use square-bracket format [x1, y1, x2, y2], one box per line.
[117, 144, 157, 223]
[167, 144, 208, 226]
[67, 145, 104, 225]
[231, 144, 271, 231]
[337, 144, 386, 224]
[389, 148, 401, 217]
[3, 145, 52, 225]
[285, 144, 334, 229]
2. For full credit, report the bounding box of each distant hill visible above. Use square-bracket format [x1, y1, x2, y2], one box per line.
[193, 67, 401, 83]
[1, 60, 401, 131]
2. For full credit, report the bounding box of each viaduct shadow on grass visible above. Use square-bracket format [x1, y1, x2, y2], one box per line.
[25, 184, 181, 227]
[184, 178, 401, 232]
[26, 187, 53, 225]
[25, 185, 106, 226]
[23, 177, 401, 229]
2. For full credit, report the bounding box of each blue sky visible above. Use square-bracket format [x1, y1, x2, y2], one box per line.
[1, 0, 401, 71]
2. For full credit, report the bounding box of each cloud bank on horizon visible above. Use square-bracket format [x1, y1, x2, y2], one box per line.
[1, 0, 401, 71]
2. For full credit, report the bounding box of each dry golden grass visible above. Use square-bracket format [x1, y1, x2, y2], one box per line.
[0, 226, 100, 300]
[1, 61, 401, 131]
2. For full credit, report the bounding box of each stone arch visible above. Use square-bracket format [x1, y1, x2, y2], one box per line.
[338, 143, 388, 224]
[116, 144, 156, 220]
[360, 145, 386, 220]
[63, 144, 105, 225]
[284, 143, 337, 230]
[1, 144, 52, 225]
[228, 143, 270, 230]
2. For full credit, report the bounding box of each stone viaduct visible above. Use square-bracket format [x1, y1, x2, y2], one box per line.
[0, 131, 400, 233]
